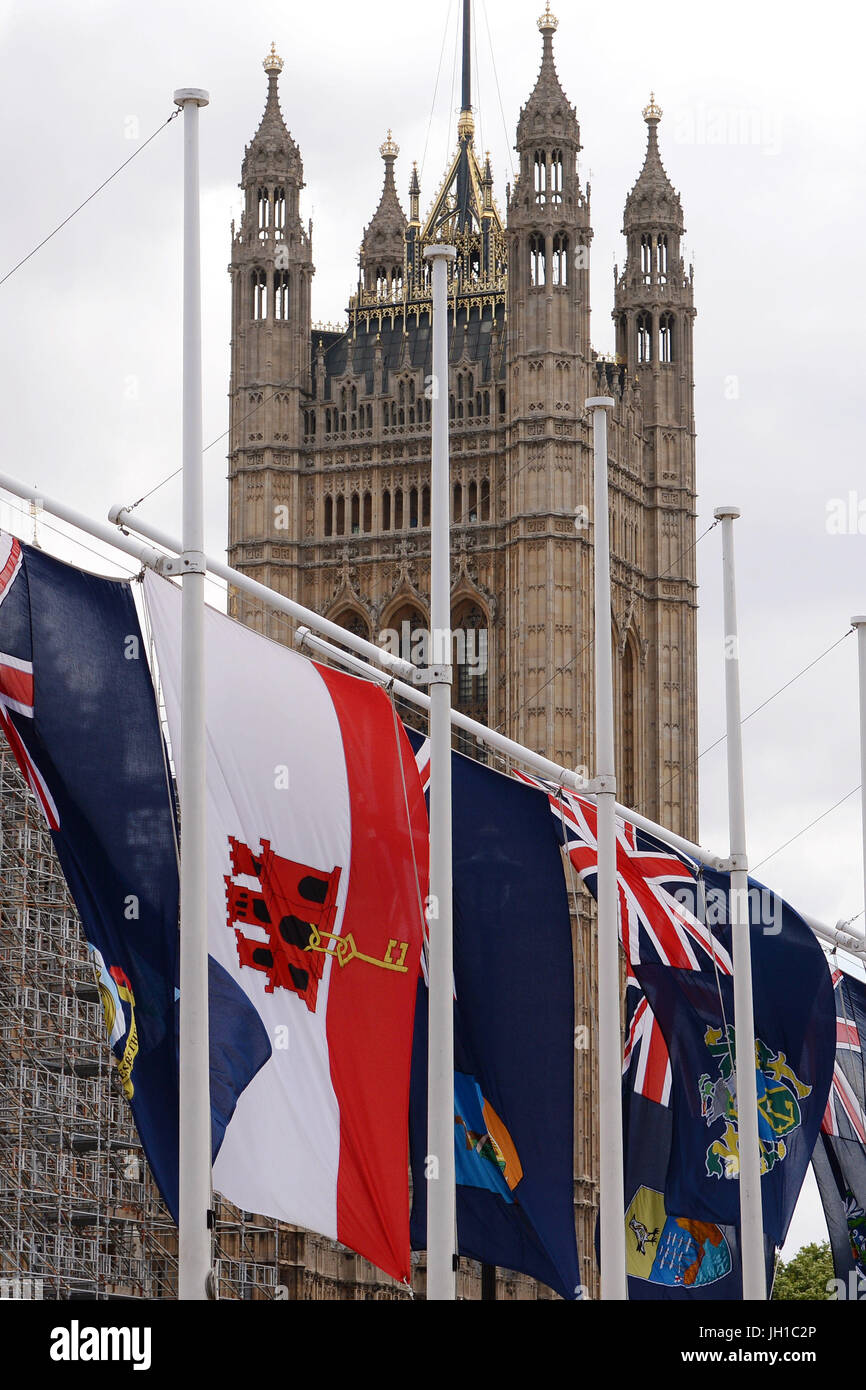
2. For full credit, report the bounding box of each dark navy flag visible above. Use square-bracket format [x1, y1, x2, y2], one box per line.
[811, 969, 866, 1287]
[622, 971, 776, 1299]
[529, 783, 835, 1250]
[407, 735, 581, 1300]
[0, 535, 269, 1219]
[634, 866, 834, 1248]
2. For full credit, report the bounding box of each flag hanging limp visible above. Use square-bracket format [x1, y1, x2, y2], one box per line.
[408, 736, 581, 1300]
[525, 780, 835, 1250]
[144, 572, 428, 1283]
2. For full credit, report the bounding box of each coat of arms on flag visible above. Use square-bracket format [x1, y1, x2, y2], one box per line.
[697, 1025, 812, 1180]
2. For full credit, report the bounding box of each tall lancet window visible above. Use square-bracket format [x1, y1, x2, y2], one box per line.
[550, 149, 564, 203]
[251, 269, 268, 320]
[257, 188, 270, 238]
[620, 640, 637, 809]
[274, 270, 289, 320]
[552, 235, 569, 286]
[659, 313, 674, 364]
[273, 187, 286, 237]
[534, 152, 547, 203]
[637, 312, 652, 364]
[640, 234, 652, 283]
[657, 233, 668, 280]
[530, 235, 546, 287]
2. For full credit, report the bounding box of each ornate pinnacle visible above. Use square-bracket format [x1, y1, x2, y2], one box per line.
[380, 129, 400, 160]
[538, 3, 558, 32]
[263, 41, 283, 75]
[643, 91, 663, 123]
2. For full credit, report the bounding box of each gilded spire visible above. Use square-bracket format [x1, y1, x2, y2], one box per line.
[243, 43, 302, 184]
[360, 131, 407, 267]
[517, 4, 577, 147]
[624, 92, 682, 232]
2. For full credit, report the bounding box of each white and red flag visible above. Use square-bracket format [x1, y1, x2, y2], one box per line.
[143, 573, 428, 1283]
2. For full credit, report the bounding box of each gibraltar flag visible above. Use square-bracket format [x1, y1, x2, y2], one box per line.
[143, 573, 428, 1283]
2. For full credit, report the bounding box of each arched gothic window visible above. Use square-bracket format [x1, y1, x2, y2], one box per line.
[659, 313, 674, 364]
[534, 152, 547, 203]
[257, 188, 270, 237]
[552, 234, 569, 286]
[550, 149, 564, 203]
[637, 312, 653, 364]
[530, 235, 546, 287]
[251, 269, 267, 320]
[274, 270, 289, 320]
[273, 187, 286, 236]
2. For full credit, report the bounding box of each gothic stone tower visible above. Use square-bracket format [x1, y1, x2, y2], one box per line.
[227, 7, 698, 1300]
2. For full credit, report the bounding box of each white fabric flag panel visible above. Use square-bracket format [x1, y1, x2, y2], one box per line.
[143, 573, 428, 1283]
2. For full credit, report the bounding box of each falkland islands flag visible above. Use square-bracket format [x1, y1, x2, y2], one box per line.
[144, 573, 428, 1283]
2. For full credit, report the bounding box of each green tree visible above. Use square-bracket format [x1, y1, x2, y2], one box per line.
[772, 1241, 834, 1300]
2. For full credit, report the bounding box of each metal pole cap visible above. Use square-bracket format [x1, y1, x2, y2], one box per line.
[424, 245, 457, 261]
[713, 505, 742, 521]
[174, 88, 210, 107]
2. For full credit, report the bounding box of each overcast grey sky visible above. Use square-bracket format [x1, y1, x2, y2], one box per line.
[1, 0, 864, 1260]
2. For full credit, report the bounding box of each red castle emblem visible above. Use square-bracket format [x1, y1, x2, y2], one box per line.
[224, 836, 342, 1013]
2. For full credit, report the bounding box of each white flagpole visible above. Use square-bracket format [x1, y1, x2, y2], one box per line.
[174, 86, 212, 1302]
[586, 395, 628, 1301]
[714, 505, 765, 1300]
[852, 617, 866, 925]
[424, 244, 457, 1301]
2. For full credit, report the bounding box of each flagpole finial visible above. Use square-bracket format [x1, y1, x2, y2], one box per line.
[263, 42, 283, 75]
[538, 3, 558, 33]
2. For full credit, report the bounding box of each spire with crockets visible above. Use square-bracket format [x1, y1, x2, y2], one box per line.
[351, 0, 506, 320]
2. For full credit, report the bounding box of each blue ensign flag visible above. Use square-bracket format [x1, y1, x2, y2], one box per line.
[406, 734, 581, 1300]
[634, 865, 835, 1248]
[0, 536, 269, 1219]
[622, 972, 775, 1298]
[536, 783, 835, 1252]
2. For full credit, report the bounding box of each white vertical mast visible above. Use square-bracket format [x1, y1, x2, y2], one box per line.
[714, 505, 765, 1300]
[587, 395, 628, 1300]
[424, 243, 458, 1301]
[174, 86, 212, 1303]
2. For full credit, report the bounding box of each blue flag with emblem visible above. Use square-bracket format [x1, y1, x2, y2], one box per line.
[529, 782, 835, 1252]
[406, 733, 581, 1300]
[622, 970, 776, 1297]
[634, 866, 835, 1247]
[0, 534, 270, 1220]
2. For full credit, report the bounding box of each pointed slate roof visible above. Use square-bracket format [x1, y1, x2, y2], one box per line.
[624, 95, 683, 232]
[516, 6, 579, 147]
[361, 132, 408, 265]
[241, 43, 303, 185]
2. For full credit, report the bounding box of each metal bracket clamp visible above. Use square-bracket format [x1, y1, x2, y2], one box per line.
[413, 665, 453, 687]
[156, 550, 207, 578]
[587, 773, 617, 795]
[718, 853, 749, 874]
